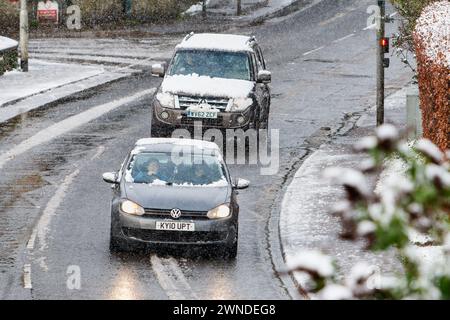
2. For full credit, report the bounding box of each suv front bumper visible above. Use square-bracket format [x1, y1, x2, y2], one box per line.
[152, 102, 254, 130]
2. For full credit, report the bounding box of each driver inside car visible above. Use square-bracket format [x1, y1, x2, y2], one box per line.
[133, 159, 170, 183]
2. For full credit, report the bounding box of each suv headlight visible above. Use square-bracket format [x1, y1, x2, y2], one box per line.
[155, 92, 175, 109]
[207, 204, 231, 219]
[230, 97, 253, 112]
[121, 200, 145, 216]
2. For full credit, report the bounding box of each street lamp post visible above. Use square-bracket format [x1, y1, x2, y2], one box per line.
[376, 0, 385, 126]
[19, 0, 29, 72]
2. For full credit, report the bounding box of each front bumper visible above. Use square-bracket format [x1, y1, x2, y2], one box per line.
[152, 102, 253, 130]
[116, 211, 237, 246]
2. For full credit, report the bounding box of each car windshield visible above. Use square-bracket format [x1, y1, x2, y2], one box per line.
[124, 152, 228, 186]
[169, 50, 251, 81]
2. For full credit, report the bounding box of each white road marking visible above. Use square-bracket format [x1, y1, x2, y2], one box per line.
[27, 169, 80, 252]
[0, 88, 156, 170]
[150, 255, 198, 300]
[389, 12, 398, 18]
[150, 255, 186, 300]
[23, 264, 32, 289]
[303, 46, 325, 56]
[333, 33, 355, 43]
[363, 23, 377, 31]
[91, 145, 106, 161]
[166, 257, 199, 300]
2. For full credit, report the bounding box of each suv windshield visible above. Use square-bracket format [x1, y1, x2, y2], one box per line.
[169, 50, 251, 81]
[125, 152, 228, 187]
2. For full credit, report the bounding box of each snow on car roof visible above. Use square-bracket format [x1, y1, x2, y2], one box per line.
[135, 138, 220, 150]
[176, 33, 255, 52]
[0, 36, 18, 51]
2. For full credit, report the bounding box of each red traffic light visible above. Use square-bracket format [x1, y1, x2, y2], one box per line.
[380, 37, 390, 53]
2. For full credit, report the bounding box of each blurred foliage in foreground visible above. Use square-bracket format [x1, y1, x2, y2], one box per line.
[286, 125, 450, 299]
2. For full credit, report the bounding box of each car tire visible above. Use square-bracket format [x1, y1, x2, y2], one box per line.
[109, 236, 131, 253]
[223, 241, 238, 260]
[109, 220, 133, 253]
[223, 224, 238, 260]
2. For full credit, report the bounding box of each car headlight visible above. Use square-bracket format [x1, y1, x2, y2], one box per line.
[230, 97, 253, 112]
[207, 204, 231, 219]
[121, 200, 145, 216]
[155, 92, 175, 109]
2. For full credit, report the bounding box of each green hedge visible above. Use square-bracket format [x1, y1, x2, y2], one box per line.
[0, 48, 18, 76]
[71, 0, 199, 25]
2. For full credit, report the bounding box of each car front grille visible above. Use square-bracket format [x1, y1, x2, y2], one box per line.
[123, 228, 228, 243]
[144, 208, 209, 220]
[177, 95, 230, 111]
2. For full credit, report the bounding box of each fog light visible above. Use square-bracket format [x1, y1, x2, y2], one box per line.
[237, 116, 245, 124]
[160, 111, 169, 120]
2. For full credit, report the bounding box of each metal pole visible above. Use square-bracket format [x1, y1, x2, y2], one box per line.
[237, 0, 242, 16]
[376, 0, 385, 126]
[20, 0, 29, 72]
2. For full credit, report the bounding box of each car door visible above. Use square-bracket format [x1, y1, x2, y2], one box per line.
[254, 46, 271, 126]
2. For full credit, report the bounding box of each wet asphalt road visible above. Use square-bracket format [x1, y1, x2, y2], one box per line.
[0, 0, 413, 299]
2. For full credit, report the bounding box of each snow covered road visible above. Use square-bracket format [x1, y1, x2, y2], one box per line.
[0, 0, 413, 300]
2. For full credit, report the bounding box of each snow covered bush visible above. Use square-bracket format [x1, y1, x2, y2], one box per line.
[413, 1, 450, 151]
[0, 36, 18, 76]
[286, 125, 450, 299]
[389, 0, 438, 52]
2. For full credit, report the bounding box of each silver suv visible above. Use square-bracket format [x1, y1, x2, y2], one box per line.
[150, 33, 271, 137]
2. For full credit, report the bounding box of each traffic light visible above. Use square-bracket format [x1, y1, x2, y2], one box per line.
[380, 37, 390, 68]
[380, 37, 389, 54]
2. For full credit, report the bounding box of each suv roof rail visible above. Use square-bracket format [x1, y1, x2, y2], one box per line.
[183, 32, 195, 42]
[246, 36, 257, 45]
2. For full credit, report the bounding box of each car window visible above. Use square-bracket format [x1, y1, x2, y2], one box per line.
[125, 152, 228, 187]
[169, 50, 251, 81]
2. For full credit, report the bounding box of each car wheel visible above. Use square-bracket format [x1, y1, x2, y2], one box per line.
[109, 235, 131, 253]
[223, 241, 238, 260]
[223, 224, 238, 259]
[109, 221, 133, 253]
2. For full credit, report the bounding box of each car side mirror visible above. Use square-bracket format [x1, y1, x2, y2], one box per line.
[151, 63, 166, 77]
[233, 178, 250, 190]
[103, 172, 118, 184]
[257, 70, 271, 84]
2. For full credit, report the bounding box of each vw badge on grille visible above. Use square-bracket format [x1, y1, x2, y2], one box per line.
[170, 208, 182, 219]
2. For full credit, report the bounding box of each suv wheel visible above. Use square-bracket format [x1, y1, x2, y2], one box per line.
[151, 124, 169, 138]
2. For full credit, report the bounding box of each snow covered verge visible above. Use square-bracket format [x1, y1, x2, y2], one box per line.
[0, 36, 18, 51]
[413, 1, 450, 151]
[283, 124, 450, 299]
[0, 59, 105, 107]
